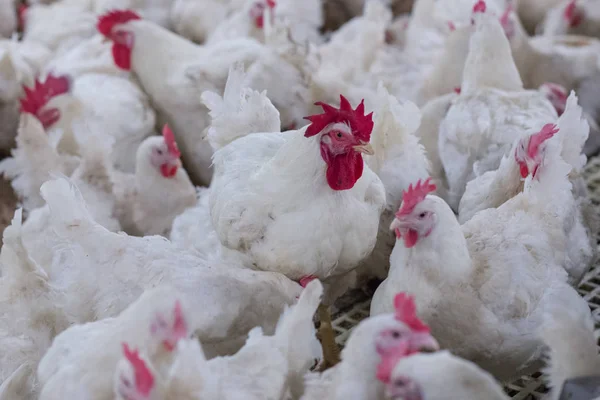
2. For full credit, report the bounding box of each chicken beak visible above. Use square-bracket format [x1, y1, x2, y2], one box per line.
[353, 142, 374, 155]
[410, 333, 440, 353]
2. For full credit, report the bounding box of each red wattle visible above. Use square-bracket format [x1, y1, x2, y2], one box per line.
[403, 229, 419, 248]
[160, 164, 178, 178]
[519, 163, 529, 178]
[325, 151, 364, 191]
[112, 44, 132, 71]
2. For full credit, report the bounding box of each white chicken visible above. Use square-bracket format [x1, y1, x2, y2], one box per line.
[539, 302, 600, 400]
[204, 63, 385, 366]
[38, 177, 303, 356]
[540, 0, 600, 39]
[438, 0, 557, 210]
[112, 125, 196, 237]
[113, 280, 322, 400]
[458, 93, 596, 285]
[301, 293, 439, 400]
[38, 286, 195, 400]
[354, 84, 429, 282]
[371, 122, 590, 380]
[0, 209, 72, 400]
[206, 63, 384, 284]
[384, 351, 510, 400]
[21, 2, 96, 57]
[0, 113, 79, 212]
[169, 0, 246, 44]
[30, 47, 157, 172]
[502, 3, 600, 91]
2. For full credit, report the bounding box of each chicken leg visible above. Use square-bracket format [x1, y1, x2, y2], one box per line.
[317, 303, 341, 371]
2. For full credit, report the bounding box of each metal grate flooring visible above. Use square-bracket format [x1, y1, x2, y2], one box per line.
[331, 156, 600, 399]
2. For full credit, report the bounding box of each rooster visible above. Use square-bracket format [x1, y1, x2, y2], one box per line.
[203, 63, 385, 367]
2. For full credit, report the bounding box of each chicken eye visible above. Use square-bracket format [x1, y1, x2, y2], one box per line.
[157, 149, 163, 155]
[419, 212, 427, 219]
[391, 331, 401, 339]
[336, 132, 342, 138]
[395, 379, 406, 387]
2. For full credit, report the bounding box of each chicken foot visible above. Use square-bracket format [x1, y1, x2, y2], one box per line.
[317, 303, 341, 371]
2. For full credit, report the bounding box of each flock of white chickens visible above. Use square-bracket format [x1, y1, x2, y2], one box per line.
[1, 0, 600, 398]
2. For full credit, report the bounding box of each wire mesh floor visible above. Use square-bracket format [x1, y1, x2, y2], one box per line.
[331, 156, 600, 399]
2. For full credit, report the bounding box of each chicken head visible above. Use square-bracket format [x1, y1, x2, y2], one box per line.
[149, 299, 189, 352]
[304, 95, 375, 191]
[514, 123, 560, 178]
[390, 178, 438, 248]
[540, 83, 568, 116]
[148, 125, 183, 178]
[97, 10, 141, 71]
[115, 344, 159, 400]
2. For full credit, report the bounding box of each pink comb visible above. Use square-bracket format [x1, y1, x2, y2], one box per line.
[20, 74, 70, 128]
[564, 0, 583, 27]
[97, 9, 141, 36]
[304, 95, 374, 142]
[172, 300, 187, 339]
[162, 125, 181, 158]
[122, 343, 154, 396]
[527, 124, 559, 158]
[396, 178, 436, 217]
[473, 0, 486, 13]
[376, 340, 409, 383]
[394, 293, 430, 333]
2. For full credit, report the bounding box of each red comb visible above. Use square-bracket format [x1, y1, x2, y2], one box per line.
[527, 124, 559, 158]
[394, 293, 430, 333]
[20, 74, 70, 115]
[172, 300, 187, 339]
[304, 95, 374, 142]
[376, 340, 409, 383]
[564, 0, 583, 27]
[122, 343, 154, 396]
[97, 9, 141, 36]
[162, 125, 181, 158]
[453, 87, 461, 94]
[396, 178, 436, 217]
[473, 0, 486, 13]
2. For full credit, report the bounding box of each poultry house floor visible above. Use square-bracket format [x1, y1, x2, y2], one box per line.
[331, 155, 600, 399]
